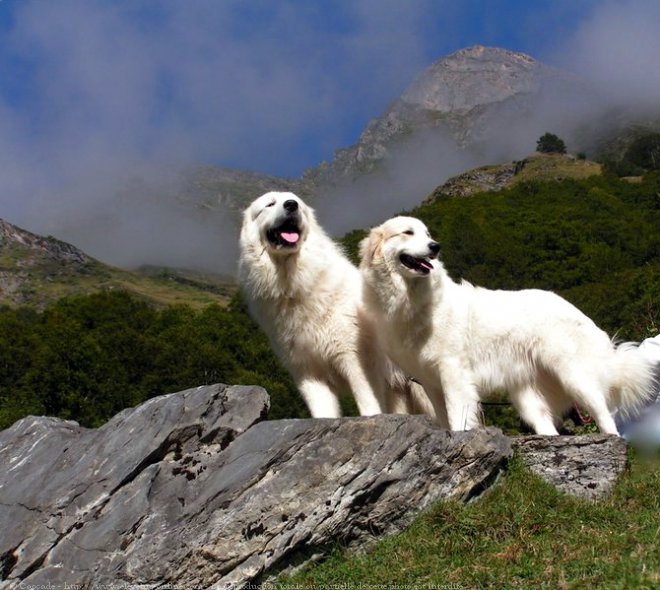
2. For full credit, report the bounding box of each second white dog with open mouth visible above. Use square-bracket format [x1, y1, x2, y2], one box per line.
[238, 192, 432, 418]
[359, 215, 655, 435]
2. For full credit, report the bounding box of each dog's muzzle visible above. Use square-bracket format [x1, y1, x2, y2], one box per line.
[399, 241, 439, 275]
[266, 204, 303, 249]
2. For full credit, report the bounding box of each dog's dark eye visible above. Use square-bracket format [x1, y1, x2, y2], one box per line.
[266, 201, 276, 208]
[403, 230, 414, 236]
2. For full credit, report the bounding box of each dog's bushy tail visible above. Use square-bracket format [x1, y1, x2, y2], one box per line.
[610, 342, 658, 417]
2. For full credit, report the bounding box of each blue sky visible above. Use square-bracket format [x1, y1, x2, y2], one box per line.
[0, 0, 659, 269]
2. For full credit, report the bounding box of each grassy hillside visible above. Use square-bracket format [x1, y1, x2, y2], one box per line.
[3, 258, 236, 310]
[424, 153, 602, 201]
[512, 153, 602, 184]
[284, 453, 659, 589]
[0, 219, 236, 309]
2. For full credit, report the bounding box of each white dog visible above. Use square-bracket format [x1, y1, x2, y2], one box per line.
[238, 192, 432, 418]
[359, 215, 656, 435]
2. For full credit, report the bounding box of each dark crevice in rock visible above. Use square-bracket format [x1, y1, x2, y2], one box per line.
[350, 479, 396, 513]
[253, 542, 333, 586]
[463, 454, 508, 503]
[15, 542, 56, 581]
[0, 545, 19, 580]
[108, 426, 198, 497]
[199, 387, 227, 420]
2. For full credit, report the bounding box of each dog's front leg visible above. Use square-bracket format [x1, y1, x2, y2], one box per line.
[420, 383, 450, 428]
[444, 392, 481, 430]
[438, 367, 481, 431]
[343, 369, 385, 416]
[298, 378, 342, 418]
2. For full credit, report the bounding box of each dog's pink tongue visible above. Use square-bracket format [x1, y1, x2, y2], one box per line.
[420, 260, 434, 271]
[281, 232, 300, 244]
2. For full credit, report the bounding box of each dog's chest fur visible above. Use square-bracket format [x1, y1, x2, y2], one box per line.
[364, 270, 434, 370]
[243, 238, 361, 369]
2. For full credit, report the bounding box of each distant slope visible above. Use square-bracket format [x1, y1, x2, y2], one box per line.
[170, 165, 315, 215]
[424, 153, 602, 201]
[115, 164, 313, 220]
[0, 218, 235, 309]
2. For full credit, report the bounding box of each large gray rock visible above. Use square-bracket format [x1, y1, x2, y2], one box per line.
[0, 384, 269, 588]
[0, 384, 511, 590]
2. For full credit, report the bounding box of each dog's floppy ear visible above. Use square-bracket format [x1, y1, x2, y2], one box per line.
[359, 227, 385, 267]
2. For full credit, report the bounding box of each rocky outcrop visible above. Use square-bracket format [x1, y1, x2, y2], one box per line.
[423, 160, 523, 201]
[0, 219, 90, 266]
[0, 217, 95, 307]
[422, 153, 604, 202]
[0, 384, 269, 588]
[0, 384, 630, 589]
[512, 435, 629, 500]
[401, 46, 547, 113]
[0, 384, 510, 589]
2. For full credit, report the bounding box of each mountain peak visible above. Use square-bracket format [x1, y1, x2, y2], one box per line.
[449, 44, 537, 63]
[400, 45, 545, 112]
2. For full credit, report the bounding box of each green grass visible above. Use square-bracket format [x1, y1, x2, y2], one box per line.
[512, 154, 602, 185]
[282, 453, 659, 589]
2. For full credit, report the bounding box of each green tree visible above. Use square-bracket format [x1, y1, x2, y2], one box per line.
[536, 132, 567, 154]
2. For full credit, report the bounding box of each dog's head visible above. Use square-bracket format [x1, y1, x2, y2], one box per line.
[241, 191, 311, 256]
[359, 216, 440, 279]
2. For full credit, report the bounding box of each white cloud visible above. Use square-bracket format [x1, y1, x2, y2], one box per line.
[0, 0, 657, 273]
[0, 0, 440, 271]
[554, 0, 660, 106]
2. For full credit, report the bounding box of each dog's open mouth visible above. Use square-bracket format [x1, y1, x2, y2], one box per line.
[399, 253, 434, 275]
[267, 219, 301, 248]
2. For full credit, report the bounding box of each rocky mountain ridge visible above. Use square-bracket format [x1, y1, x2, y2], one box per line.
[304, 46, 599, 186]
[108, 46, 632, 218]
[402, 46, 545, 112]
[0, 218, 91, 266]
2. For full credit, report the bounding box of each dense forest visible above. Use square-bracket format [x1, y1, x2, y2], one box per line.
[0, 172, 658, 430]
[0, 293, 306, 429]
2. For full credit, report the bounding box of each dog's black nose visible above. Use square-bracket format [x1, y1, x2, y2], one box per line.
[283, 199, 298, 212]
[428, 241, 440, 255]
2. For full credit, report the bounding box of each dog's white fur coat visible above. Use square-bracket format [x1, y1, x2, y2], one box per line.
[359, 216, 655, 434]
[238, 192, 432, 418]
